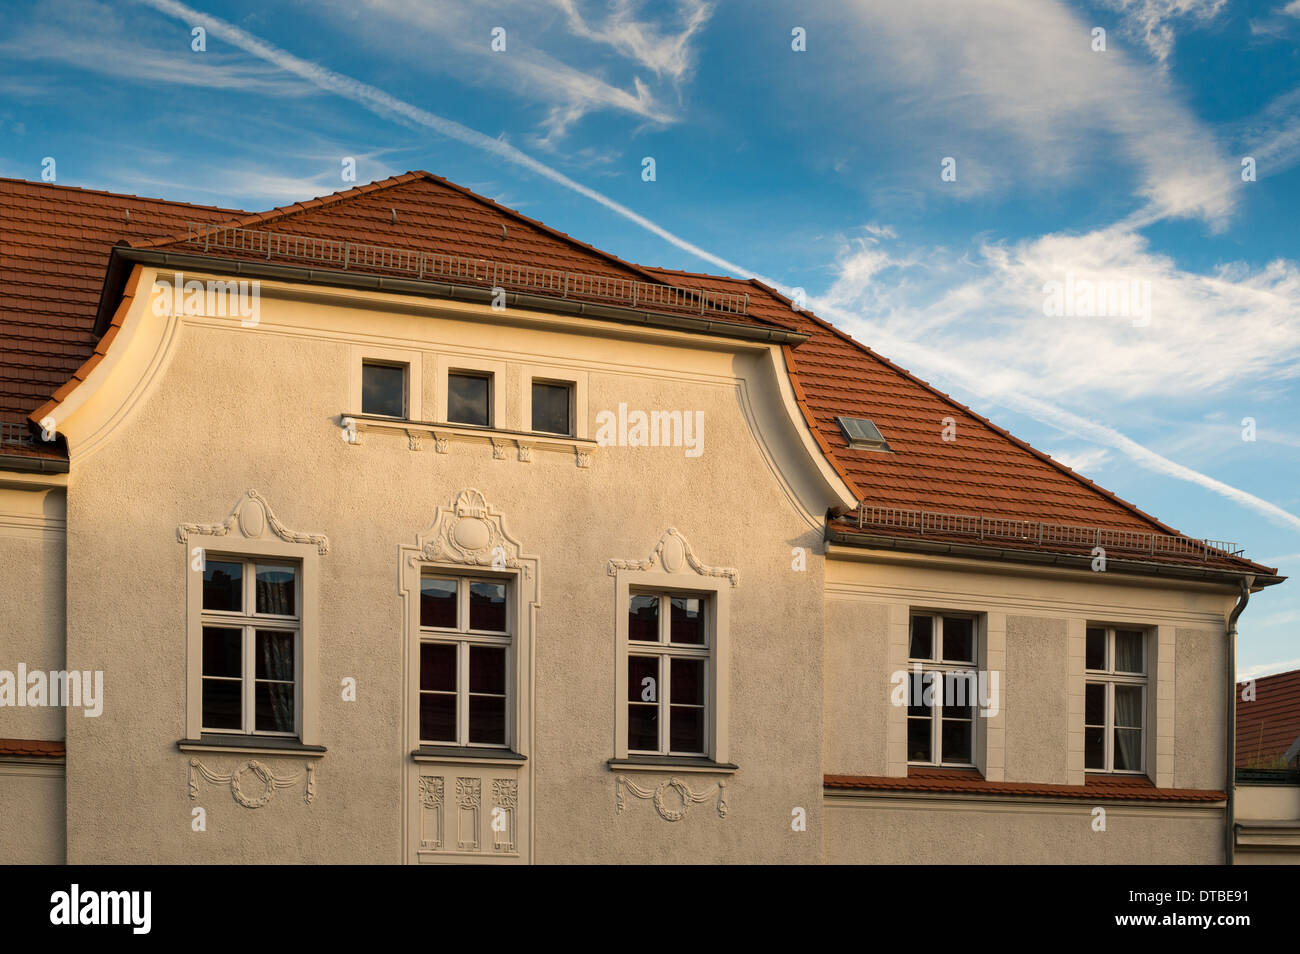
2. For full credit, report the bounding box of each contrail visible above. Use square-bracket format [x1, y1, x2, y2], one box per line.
[138, 0, 1300, 538]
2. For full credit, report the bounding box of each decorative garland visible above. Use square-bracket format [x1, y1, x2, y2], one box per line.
[615, 775, 727, 822]
[189, 758, 316, 809]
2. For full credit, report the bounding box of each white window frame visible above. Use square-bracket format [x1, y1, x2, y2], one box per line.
[186, 544, 320, 744]
[417, 574, 514, 749]
[624, 591, 711, 757]
[613, 570, 730, 763]
[521, 365, 589, 439]
[907, 612, 980, 768]
[351, 344, 423, 421]
[1084, 625, 1148, 775]
[435, 354, 505, 429]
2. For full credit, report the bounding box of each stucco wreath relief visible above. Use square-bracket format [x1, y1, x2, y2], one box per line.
[189, 758, 316, 809]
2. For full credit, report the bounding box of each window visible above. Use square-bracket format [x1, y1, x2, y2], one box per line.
[1085, 626, 1146, 773]
[835, 416, 890, 451]
[362, 361, 407, 418]
[447, 372, 492, 427]
[625, 592, 709, 756]
[531, 380, 572, 436]
[907, 613, 978, 766]
[200, 558, 300, 736]
[418, 575, 511, 747]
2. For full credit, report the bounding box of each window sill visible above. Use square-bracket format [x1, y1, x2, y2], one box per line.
[177, 735, 326, 758]
[608, 756, 738, 775]
[412, 745, 527, 765]
[343, 412, 596, 464]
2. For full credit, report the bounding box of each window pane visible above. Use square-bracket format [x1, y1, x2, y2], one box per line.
[670, 706, 704, 753]
[255, 681, 295, 733]
[469, 581, 507, 632]
[255, 564, 296, 616]
[420, 693, 456, 742]
[448, 372, 490, 427]
[255, 629, 295, 680]
[907, 717, 932, 762]
[628, 704, 658, 751]
[531, 381, 571, 435]
[420, 643, 457, 692]
[202, 678, 241, 730]
[1114, 728, 1142, 771]
[628, 656, 658, 703]
[1115, 630, 1145, 674]
[628, 594, 659, 642]
[909, 615, 933, 659]
[362, 362, 405, 417]
[1086, 627, 1106, 670]
[469, 646, 506, 694]
[469, 696, 506, 745]
[203, 561, 242, 612]
[943, 671, 980, 710]
[202, 627, 242, 677]
[671, 658, 704, 705]
[907, 672, 932, 716]
[670, 597, 705, 645]
[1085, 682, 1105, 726]
[420, 578, 457, 628]
[941, 617, 974, 663]
[1085, 727, 1105, 770]
[941, 720, 973, 764]
[1114, 684, 1143, 729]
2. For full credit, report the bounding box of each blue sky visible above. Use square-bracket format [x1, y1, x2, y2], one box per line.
[2, 0, 1297, 676]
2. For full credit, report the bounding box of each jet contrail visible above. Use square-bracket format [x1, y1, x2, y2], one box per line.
[138, 0, 1300, 539]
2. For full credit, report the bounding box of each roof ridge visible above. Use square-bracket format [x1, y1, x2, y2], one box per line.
[0, 176, 247, 215]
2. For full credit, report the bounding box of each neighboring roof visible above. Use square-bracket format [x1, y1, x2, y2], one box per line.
[0, 177, 245, 424]
[1237, 668, 1300, 768]
[0, 738, 65, 758]
[0, 171, 1280, 579]
[825, 767, 1226, 802]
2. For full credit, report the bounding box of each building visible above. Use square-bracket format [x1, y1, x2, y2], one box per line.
[0, 171, 1285, 864]
[1234, 669, 1300, 862]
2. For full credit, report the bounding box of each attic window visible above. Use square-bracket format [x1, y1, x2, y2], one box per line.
[836, 416, 890, 452]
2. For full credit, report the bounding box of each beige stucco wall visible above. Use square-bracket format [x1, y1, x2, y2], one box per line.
[1005, 615, 1069, 784]
[1175, 627, 1226, 791]
[0, 483, 67, 741]
[54, 271, 836, 863]
[0, 760, 65, 863]
[825, 793, 1223, 864]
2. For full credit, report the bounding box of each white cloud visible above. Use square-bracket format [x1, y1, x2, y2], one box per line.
[1283, 0, 1300, 17]
[1097, 0, 1226, 64]
[549, 0, 712, 81]
[1050, 447, 1112, 474]
[1238, 655, 1300, 680]
[809, 0, 1240, 226]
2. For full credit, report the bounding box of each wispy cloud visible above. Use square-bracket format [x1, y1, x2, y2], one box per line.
[1096, 0, 1226, 64]
[1050, 447, 1113, 474]
[1238, 656, 1300, 680]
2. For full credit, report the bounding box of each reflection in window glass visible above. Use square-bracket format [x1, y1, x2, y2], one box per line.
[362, 362, 406, 418]
[256, 564, 296, 616]
[448, 372, 490, 427]
[203, 561, 242, 612]
[531, 381, 572, 435]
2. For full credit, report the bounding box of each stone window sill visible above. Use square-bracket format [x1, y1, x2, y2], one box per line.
[608, 756, 738, 775]
[177, 735, 326, 758]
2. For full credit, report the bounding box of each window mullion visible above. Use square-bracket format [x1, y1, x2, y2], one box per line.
[243, 624, 255, 734]
[459, 640, 470, 746]
[659, 653, 670, 754]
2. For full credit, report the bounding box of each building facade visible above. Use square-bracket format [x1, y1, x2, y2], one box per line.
[0, 172, 1284, 863]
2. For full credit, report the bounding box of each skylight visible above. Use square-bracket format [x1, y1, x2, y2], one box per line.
[836, 416, 890, 452]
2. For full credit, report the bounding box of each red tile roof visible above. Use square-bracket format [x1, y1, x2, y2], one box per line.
[0, 177, 245, 424]
[1237, 668, 1300, 768]
[825, 767, 1226, 802]
[0, 738, 65, 758]
[0, 171, 1281, 578]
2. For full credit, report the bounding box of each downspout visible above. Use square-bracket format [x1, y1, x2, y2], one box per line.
[1225, 575, 1253, 866]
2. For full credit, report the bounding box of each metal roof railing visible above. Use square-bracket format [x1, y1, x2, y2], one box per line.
[0, 422, 34, 445]
[852, 504, 1244, 562]
[181, 222, 751, 318]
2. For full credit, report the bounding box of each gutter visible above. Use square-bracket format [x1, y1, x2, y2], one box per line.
[0, 453, 69, 474]
[99, 247, 811, 347]
[1226, 576, 1252, 867]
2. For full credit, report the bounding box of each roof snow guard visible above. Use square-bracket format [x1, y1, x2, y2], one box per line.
[844, 504, 1244, 563]
[181, 222, 751, 318]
